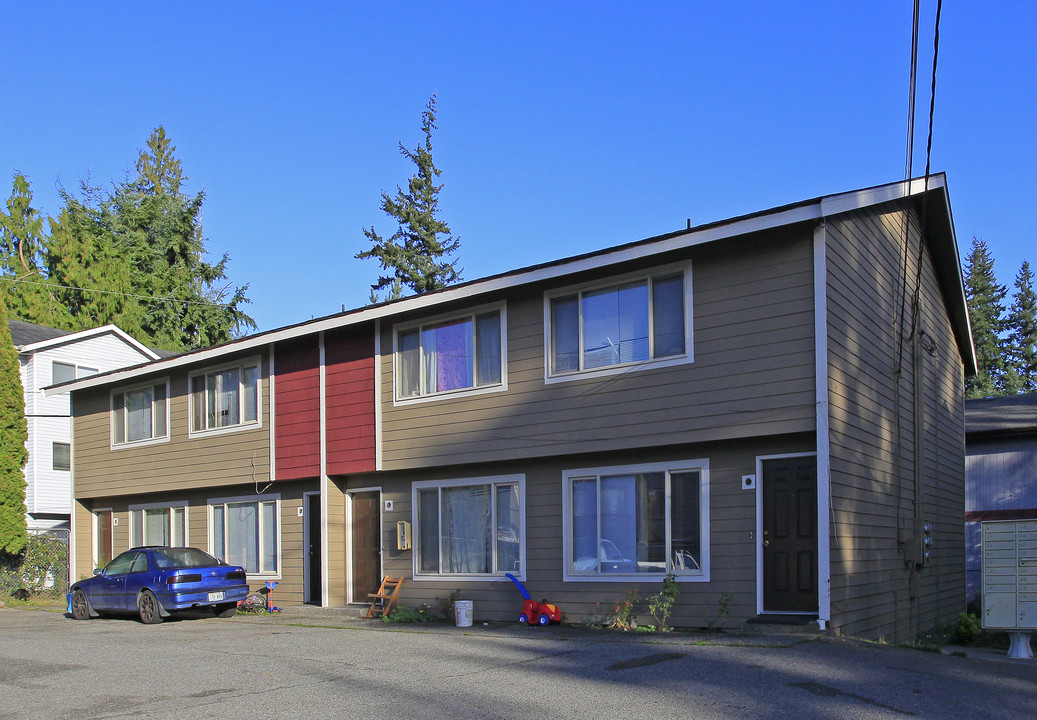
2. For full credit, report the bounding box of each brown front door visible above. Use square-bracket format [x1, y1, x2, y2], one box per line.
[762, 456, 818, 613]
[96, 510, 113, 567]
[351, 492, 382, 602]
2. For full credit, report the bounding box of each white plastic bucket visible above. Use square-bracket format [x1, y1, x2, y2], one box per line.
[454, 600, 473, 627]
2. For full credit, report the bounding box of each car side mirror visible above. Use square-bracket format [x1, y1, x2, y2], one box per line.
[93, 568, 103, 576]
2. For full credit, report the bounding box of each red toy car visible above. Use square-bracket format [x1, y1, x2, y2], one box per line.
[505, 573, 562, 626]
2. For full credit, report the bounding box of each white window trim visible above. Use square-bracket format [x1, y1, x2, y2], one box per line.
[129, 500, 189, 548]
[561, 458, 710, 583]
[188, 356, 264, 438]
[392, 302, 508, 406]
[411, 474, 525, 582]
[109, 377, 171, 450]
[52, 442, 71, 472]
[543, 262, 694, 384]
[207, 493, 282, 580]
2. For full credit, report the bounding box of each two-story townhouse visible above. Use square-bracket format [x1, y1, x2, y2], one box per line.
[55, 175, 974, 642]
[11, 320, 162, 533]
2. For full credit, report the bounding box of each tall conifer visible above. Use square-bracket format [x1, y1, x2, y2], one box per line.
[0, 294, 28, 556]
[357, 95, 461, 299]
[963, 237, 1007, 398]
[1004, 260, 1037, 393]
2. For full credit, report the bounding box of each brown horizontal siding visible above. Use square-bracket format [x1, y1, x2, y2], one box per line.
[356, 435, 812, 627]
[825, 202, 965, 642]
[73, 354, 272, 499]
[380, 227, 817, 470]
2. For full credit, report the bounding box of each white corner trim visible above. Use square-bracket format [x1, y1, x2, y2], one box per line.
[374, 319, 383, 472]
[318, 331, 329, 608]
[813, 221, 833, 626]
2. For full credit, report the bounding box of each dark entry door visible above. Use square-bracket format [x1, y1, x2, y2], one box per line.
[762, 456, 818, 612]
[351, 492, 382, 602]
[306, 494, 322, 604]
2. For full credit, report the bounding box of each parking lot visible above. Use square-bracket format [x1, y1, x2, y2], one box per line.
[1, 606, 1035, 720]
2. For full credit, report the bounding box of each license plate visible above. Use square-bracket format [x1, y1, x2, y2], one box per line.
[208, 591, 225, 602]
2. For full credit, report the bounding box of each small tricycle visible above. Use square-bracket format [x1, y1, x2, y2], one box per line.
[505, 573, 563, 626]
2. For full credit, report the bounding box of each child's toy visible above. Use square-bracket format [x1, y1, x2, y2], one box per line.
[504, 573, 562, 626]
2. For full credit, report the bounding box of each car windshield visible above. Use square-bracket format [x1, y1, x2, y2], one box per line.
[152, 548, 222, 569]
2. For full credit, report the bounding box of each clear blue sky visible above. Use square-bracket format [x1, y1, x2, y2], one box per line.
[3, 2, 1034, 333]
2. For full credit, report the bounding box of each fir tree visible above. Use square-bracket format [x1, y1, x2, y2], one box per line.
[1004, 260, 1037, 393]
[0, 294, 28, 556]
[0, 174, 70, 327]
[963, 237, 1007, 398]
[357, 95, 461, 300]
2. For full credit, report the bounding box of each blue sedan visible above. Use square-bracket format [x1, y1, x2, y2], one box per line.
[70, 547, 250, 623]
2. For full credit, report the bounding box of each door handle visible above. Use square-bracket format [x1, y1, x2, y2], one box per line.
[763, 540, 770, 547]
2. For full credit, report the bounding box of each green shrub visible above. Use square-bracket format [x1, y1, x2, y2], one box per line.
[950, 612, 982, 645]
[435, 589, 462, 622]
[383, 604, 435, 623]
[647, 573, 680, 631]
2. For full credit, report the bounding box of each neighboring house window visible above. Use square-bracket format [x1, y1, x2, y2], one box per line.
[413, 475, 523, 578]
[190, 359, 261, 433]
[563, 459, 709, 581]
[52, 442, 70, 471]
[112, 381, 168, 445]
[52, 361, 97, 385]
[396, 307, 504, 400]
[547, 268, 690, 377]
[209, 496, 279, 576]
[130, 503, 187, 547]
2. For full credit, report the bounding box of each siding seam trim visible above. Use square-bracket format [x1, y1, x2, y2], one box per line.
[815, 220, 833, 627]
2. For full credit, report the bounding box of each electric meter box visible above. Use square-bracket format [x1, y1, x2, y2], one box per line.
[981, 520, 1037, 630]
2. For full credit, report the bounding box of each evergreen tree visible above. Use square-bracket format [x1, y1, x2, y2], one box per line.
[105, 126, 255, 350]
[963, 237, 1007, 398]
[0, 174, 70, 327]
[46, 182, 144, 334]
[1004, 260, 1037, 393]
[0, 294, 28, 556]
[357, 95, 461, 300]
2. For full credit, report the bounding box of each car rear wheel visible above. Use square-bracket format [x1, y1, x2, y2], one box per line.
[71, 589, 90, 620]
[214, 603, 237, 618]
[137, 589, 163, 624]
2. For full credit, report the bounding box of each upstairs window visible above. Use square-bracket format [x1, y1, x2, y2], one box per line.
[548, 269, 689, 377]
[52, 361, 97, 385]
[112, 381, 168, 446]
[396, 307, 504, 401]
[190, 359, 260, 433]
[52, 442, 71, 471]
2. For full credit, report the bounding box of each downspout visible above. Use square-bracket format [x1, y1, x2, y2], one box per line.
[813, 219, 833, 630]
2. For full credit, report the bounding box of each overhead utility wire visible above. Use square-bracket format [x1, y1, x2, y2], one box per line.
[0, 275, 237, 309]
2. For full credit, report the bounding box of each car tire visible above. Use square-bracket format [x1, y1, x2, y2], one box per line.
[71, 589, 90, 621]
[137, 589, 163, 624]
[215, 603, 237, 618]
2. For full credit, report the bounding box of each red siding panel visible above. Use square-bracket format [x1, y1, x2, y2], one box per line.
[325, 325, 376, 475]
[275, 337, 321, 480]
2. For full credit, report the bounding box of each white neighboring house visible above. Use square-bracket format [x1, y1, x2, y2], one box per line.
[10, 320, 167, 532]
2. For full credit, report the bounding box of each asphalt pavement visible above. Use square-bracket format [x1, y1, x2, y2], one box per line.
[1, 605, 1034, 720]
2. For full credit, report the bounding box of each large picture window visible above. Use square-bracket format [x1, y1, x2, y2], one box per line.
[210, 496, 279, 576]
[112, 381, 168, 446]
[548, 269, 689, 377]
[413, 476, 523, 578]
[130, 503, 187, 548]
[563, 460, 708, 581]
[396, 308, 504, 400]
[190, 360, 260, 433]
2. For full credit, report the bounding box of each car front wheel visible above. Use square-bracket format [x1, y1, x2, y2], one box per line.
[137, 589, 163, 624]
[71, 589, 90, 620]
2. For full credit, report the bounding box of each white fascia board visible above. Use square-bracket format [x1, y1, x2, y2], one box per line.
[20, 324, 160, 360]
[819, 174, 945, 217]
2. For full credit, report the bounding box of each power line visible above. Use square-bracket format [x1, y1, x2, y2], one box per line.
[0, 275, 237, 309]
